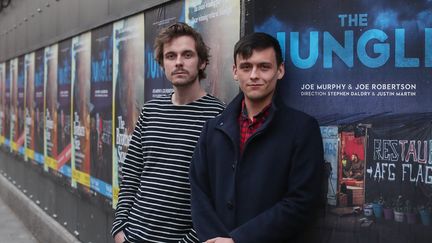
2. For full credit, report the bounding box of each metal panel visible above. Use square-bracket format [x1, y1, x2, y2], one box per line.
[108, 0, 171, 20]
[6, 25, 16, 59]
[57, 0, 80, 41]
[40, 0, 59, 46]
[1, 3, 17, 59]
[27, 0, 43, 53]
[78, 0, 109, 31]
[0, 35, 5, 61]
[16, 19, 27, 54]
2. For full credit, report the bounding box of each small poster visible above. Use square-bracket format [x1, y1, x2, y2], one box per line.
[90, 24, 114, 201]
[71, 32, 92, 189]
[112, 13, 145, 207]
[44, 44, 59, 173]
[24, 52, 35, 162]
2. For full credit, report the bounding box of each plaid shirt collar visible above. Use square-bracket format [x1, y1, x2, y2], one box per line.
[238, 99, 272, 153]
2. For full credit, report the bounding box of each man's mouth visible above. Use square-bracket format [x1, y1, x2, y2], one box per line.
[248, 83, 263, 87]
[172, 70, 188, 75]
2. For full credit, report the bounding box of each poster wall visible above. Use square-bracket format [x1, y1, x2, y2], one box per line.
[33, 49, 45, 165]
[112, 13, 145, 206]
[10, 58, 18, 153]
[16, 56, 26, 157]
[4, 61, 11, 148]
[144, 0, 184, 101]
[24, 52, 35, 162]
[71, 32, 92, 190]
[90, 24, 114, 201]
[0, 1, 241, 211]
[44, 44, 59, 173]
[245, 0, 432, 123]
[0, 62, 5, 145]
[51, 39, 73, 181]
[185, 0, 240, 103]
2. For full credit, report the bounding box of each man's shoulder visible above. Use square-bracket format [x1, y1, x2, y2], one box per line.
[144, 96, 172, 106]
[197, 94, 226, 109]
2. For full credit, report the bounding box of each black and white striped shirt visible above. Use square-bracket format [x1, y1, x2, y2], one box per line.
[112, 94, 225, 243]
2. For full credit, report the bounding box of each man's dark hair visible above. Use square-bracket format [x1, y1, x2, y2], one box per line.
[233, 32, 283, 66]
[154, 22, 209, 80]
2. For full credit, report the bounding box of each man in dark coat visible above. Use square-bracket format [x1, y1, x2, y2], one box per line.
[190, 32, 324, 243]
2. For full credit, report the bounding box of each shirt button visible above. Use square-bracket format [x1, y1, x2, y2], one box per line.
[227, 201, 234, 210]
[219, 121, 224, 126]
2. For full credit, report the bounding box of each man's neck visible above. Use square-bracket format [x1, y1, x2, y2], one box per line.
[171, 80, 206, 105]
[244, 97, 273, 120]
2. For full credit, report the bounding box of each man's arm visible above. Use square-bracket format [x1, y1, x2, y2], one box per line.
[230, 118, 324, 243]
[190, 122, 230, 241]
[111, 109, 146, 238]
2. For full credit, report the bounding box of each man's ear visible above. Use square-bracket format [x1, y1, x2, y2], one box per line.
[199, 60, 207, 72]
[232, 64, 238, 80]
[277, 62, 285, 80]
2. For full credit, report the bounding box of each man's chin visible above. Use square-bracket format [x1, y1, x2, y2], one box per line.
[171, 78, 197, 87]
[244, 93, 271, 103]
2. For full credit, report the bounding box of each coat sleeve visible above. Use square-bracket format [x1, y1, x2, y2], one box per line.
[190, 121, 230, 241]
[111, 108, 146, 238]
[230, 117, 324, 243]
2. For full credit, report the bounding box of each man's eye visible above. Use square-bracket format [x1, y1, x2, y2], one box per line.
[184, 52, 193, 58]
[165, 54, 176, 60]
[240, 65, 251, 70]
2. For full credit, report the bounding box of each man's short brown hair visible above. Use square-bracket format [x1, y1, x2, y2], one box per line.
[154, 22, 209, 80]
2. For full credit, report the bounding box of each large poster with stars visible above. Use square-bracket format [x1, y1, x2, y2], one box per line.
[245, 0, 432, 123]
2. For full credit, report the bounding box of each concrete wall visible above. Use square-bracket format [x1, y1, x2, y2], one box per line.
[0, 148, 114, 242]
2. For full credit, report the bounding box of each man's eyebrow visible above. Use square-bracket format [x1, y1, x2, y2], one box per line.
[238, 62, 252, 67]
[182, 49, 195, 54]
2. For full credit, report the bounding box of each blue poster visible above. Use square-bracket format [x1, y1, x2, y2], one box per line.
[33, 49, 45, 165]
[144, 0, 184, 101]
[90, 24, 113, 200]
[245, 0, 432, 123]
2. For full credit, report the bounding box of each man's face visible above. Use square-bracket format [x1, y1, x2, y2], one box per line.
[163, 36, 204, 87]
[233, 47, 284, 105]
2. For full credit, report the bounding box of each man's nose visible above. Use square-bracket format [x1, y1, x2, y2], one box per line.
[250, 66, 259, 79]
[175, 56, 184, 66]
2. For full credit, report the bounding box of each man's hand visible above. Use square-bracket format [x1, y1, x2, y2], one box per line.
[114, 231, 126, 243]
[205, 237, 234, 243]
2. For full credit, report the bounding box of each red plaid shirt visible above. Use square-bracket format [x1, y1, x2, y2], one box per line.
[238, 99, 271, 153]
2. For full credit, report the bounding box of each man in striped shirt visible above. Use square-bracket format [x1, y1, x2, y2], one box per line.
[112, 23, 225, 243]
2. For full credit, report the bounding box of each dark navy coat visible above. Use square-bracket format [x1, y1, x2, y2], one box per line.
[190, 92, 324, 243]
